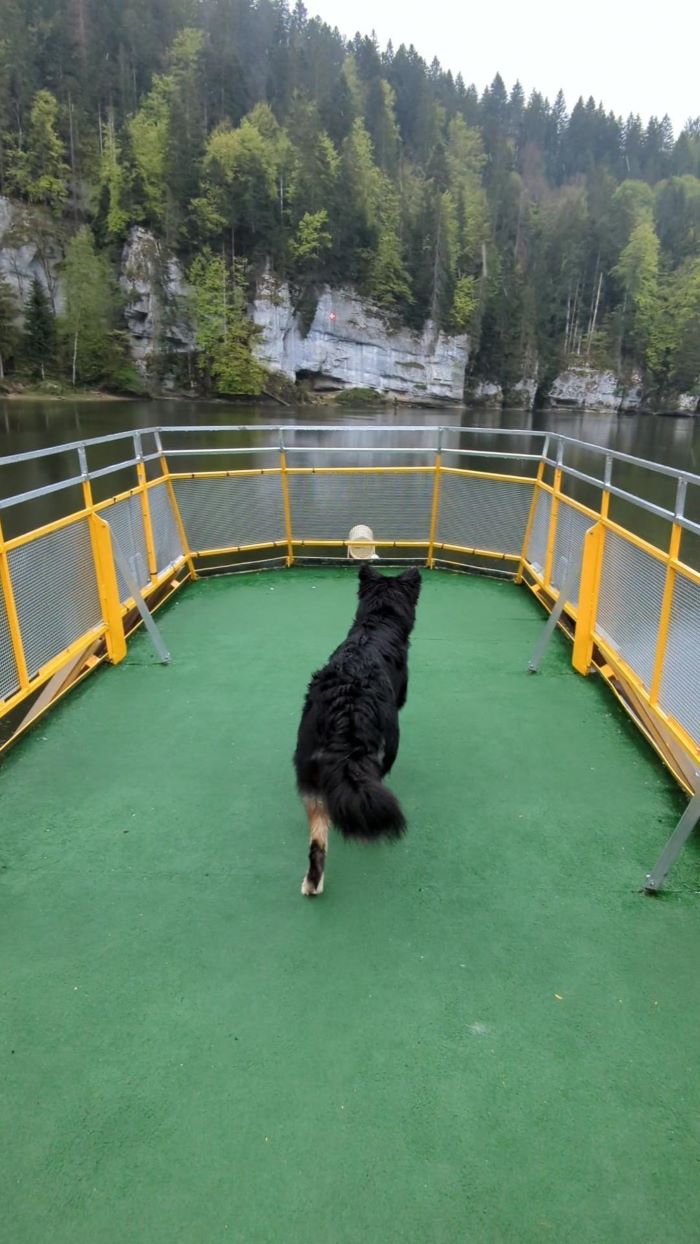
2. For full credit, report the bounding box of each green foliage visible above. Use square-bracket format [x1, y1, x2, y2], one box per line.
[450, 275, 478, 332]
[367, 186, 412, 313]
[201, 105, 291, 255]
[61, 227, 123, 385]
[0, 277, 19, 379]
[99, 117, 130, 240]
[128, 77, 170, 227]
[614, 218, 661, 369]
[662, 259, 700, 390]
[0, 2, 698, 394]
[289, 211, 332, 268]
[22, 277, 55, 379]
[7, 90, 69, 213]
[332, 387, 386, 405]
[189, 252, 266, 396]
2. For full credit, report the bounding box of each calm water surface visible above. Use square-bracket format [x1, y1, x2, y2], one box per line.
[1, 398, 698, 560]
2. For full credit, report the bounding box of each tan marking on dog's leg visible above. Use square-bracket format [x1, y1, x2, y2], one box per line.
[301, 796, 330, 896]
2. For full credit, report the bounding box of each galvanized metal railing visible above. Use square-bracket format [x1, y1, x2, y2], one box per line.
[0, 423, 699, 885]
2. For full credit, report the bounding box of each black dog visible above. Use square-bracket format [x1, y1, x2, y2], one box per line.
[294, 565, 421, 896]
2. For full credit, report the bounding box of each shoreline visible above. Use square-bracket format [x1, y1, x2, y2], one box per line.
[1, 389, 132, 403]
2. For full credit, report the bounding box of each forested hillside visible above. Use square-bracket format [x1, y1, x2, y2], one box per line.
[0, 0, 699, 398]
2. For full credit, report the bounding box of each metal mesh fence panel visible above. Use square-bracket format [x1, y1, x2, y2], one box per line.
[173, 475, 286, 551]
[659, 572, 700, 746]
[527, 489, 551, 575]
[550, 503, 597, 606]
[0, 574, 19, 699]
[8, 519, 102, 679]
[102, 495, 150, 601]
[437, 474, 534, 556]
[287, 471, 433, 544]
[148, 483, 183, 574]
[596, 530, 666, 691]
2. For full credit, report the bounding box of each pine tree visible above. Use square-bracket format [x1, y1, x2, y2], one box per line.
[8, 90, 70, 213]
[0, 276, 19, 380]
[23, 278, 55, 380]
[98, 114, 130, 240]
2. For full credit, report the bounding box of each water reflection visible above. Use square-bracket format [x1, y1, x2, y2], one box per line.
[1, 397, 698, 559]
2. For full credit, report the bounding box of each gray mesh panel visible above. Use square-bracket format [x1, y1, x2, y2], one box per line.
[103, 496, 150, 600]
[8, 520, 102, 679]
[0, 573, 19, 700]
[550, 504, 597, 606]
[174, 476, 286, 551]
[527, 489, 551, 576]
[147, 483, 184, 573]
[659, 573, 700, 746]
[437, 475, 534, 556]
[287, 471, 433, 543]
[596, 530, 665, 690]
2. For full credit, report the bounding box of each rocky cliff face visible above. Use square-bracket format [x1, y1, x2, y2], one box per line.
[120, 228, 192, 382]
[251, 277, 469, 402]
[1, 201, 696, 410]
[548, 367, 643, 413]
[547, 367, 698, 414]
[0, 196, 64, 313]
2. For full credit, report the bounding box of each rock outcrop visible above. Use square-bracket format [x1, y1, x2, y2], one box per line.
[548, 367, 644, 413]
[0, 196, 64, 313]
[120, 228, 193, 381]
[251, 277, 469, 403]
[1, 199, 697, 410]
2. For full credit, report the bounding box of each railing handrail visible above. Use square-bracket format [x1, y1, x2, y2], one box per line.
[1, 427, 699, 527]
[2, 422, 699, 484]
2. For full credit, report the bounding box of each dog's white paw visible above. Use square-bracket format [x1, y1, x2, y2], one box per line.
[301, 873, 325, 896]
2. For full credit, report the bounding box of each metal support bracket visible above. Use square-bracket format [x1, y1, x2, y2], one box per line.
[528, 557, 579, 673]
[644, 777, 700, 893]
[111, 538, 171, 665]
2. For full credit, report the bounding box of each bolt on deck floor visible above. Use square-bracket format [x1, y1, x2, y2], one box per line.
[2, 569, 700, 1243]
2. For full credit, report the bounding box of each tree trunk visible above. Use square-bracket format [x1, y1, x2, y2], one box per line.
[430, 208, 442, 323]
[0, 351, 4, 381]
[222, 249, 228, 344]
[72, 330, 78, 387]
[587, 270, 603, 354]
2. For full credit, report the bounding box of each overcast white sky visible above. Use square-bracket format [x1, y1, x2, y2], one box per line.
[305, 0, 698, 134]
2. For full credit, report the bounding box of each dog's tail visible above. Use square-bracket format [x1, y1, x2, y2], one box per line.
[319, 755, 406, 841]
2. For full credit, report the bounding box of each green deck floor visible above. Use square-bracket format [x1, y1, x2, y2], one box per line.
[2, 569, 700, 1243]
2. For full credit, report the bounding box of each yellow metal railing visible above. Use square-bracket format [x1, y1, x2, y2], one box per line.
[0, 426, 698, 803]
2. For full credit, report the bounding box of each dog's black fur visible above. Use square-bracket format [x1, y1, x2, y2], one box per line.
[294, 565, 421, 895]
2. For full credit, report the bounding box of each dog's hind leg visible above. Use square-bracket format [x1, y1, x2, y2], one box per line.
[301, 796, 330, 897]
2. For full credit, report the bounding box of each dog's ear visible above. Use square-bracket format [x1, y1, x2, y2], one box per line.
[358, 563, 382, 595]
[397, 567, 422, 602]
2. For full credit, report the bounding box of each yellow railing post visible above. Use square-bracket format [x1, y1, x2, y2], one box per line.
[427, 430, 443, 569]
[571, 457, 611, 676]
[78, 447, 125, 662]
[154, 431, 197, 580]
[0, 514, 30, 690]
[543, 439, 563, 589]
[134, 432, 158, 584]
[572, 522, 605, 674]
[279, 432, 294, 567]
[89, 514, 127, 665]
[650, 479, 685, 705]
[516, 434, 549, 583]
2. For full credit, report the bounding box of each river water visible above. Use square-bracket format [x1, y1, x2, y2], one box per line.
[1, 397, 699, 559]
